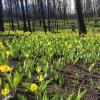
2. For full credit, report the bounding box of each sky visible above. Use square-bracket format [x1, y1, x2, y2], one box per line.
[68, 0, 75, 13]
[2, 0, 75, 13]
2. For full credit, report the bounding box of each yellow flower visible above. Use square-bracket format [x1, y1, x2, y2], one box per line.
[38, 75, 44, 82]
[36, 66, 42, 73]
[1, 88, 10, 96]
[0, 65, 13, 73]
[31, 83, 38, 92]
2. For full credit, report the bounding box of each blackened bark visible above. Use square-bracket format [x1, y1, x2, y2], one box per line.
[37, 0, 42, 27]
[9, 0, 15, 31]
[25, 0, 32, 32]
[0, 0, 4, 31]
[47, 0, 51, 31]
[40, 0, 47, 34]
[32, 1, 35, 32]
[75, 0, 87, 35]
[14, 0, 20, 29]
[20, 0, 27, 32]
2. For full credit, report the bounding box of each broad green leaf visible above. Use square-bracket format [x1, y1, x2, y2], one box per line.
[39, 80, 51, 92]
[18, 94, 27, 100]
[22, 83, 32, 90]
[5, 83, 10, 89]
[60, 95, 65, 100]
[6, 74, 14, 88]
[50, 94, 59, 100]
[42, 90, 48, 100]
[27, 70, 31, 79]
[14, 71, 23, 88]
[58, 74, 64, 86]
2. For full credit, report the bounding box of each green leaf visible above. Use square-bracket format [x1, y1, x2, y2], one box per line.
[89, 63, 95, 73]
[39, 80, 51, 92]
[76, 88, 87, 100]
[27, 70, 31, 79]
[54, 59, 63, 71]
[22, 83, 32, 90]
[73, 57, 79, 64]
[58, 74, 64, 86]
[18, 94, 27, 100]
[67, 91, 74, 100]
[5, 83, 10, 89]
[14, 71, 23, 88]
[60, 95, 64, 100]
[50, 94, 59, 100]
[6, 74, 14, 88]
[42, 90, 48, 100]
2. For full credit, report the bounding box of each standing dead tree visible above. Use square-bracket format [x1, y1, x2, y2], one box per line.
[75, 0, 87, 35]
[0, 0, 4, 31]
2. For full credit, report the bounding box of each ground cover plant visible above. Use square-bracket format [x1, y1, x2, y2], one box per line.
[0, 31, 100, 100]
[0, 0, 100, 100]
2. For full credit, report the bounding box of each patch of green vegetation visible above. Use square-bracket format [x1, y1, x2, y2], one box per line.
[0, 31, 100, 99]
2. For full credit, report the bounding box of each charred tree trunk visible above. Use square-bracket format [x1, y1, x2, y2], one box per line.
[0, 0, 4, 31]
[9, 0, 15, 31]
[75, 0, 87, 35]
[25, 0, 32, 32]
[37, 0, 42, 27]
[14, 0, 20, 30]
[40, 0, 47, 34]
[47, 0, 51, 31]
[20, 0, 27, 32]
[32, 1, 35, 32]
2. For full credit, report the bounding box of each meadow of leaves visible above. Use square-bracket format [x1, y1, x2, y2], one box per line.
[0, 31, 100, 100]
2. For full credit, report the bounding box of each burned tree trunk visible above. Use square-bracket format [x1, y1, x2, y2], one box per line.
[47, 0, 51, 31]
[0, 0, 4, 31]
[32, 1, 35, 32]
[9, 0, 15, 31]
[75, 0, 87, 35]
[40, 0, 47, 34]
[25, 0, 32, 32]
[20, 0, 27, 32]
[14, 0, 20, 30]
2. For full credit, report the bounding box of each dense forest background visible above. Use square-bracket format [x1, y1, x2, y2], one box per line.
[0, 0, 100, 34]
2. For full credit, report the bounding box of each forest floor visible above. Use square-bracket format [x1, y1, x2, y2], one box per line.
[0, 31, 100, 100]
[8, 58, 100, 100]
